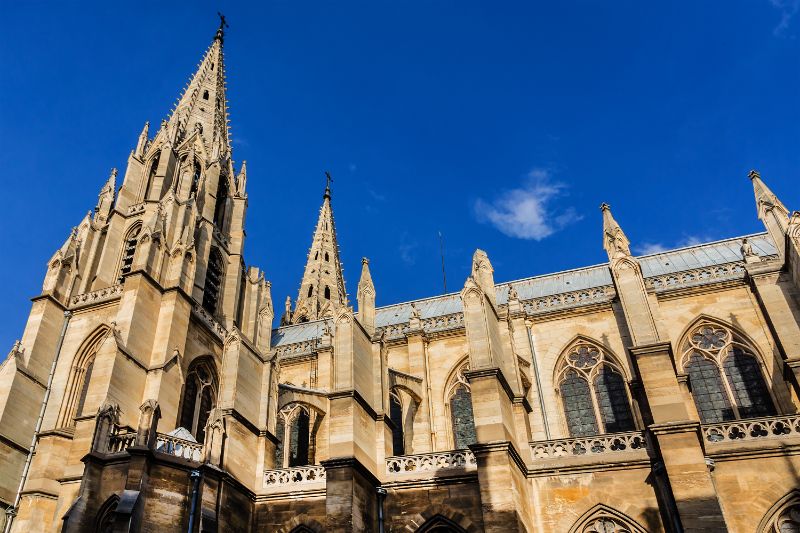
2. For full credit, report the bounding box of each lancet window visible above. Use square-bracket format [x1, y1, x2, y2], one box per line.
[189, 159, 202, 198]
[202, 248, 224, 315]
[213, 174, 229, 229]
[118, 222, 142, 281]
[758, 490, 800, 533]
[178, 357, 218, 443]
[389, 391, 405, 456]
[555, 340, 635, 437]
[274, 403, 321, 468]
[144, 153, 160, 200]
[445, 360, 477, 450]
[58, 326, 109, 427]
[681, 321, 775, 423]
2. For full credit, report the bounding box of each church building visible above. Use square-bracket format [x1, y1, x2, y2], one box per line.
[1, 22, 800, 533]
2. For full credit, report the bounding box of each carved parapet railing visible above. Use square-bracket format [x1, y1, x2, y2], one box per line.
[702, 414, 800, 444]
[70, 284, 123, 307]
[155, 433, 203, 462]
[275, 339, 320, 358]
[530, 431, 648, 459]
[127, 202, 146, 216]
[263, 465, 326, 490]
[645, 262, 746, 292]
[191, 304, 228, 339]
[522, 286, 613, 315]
[106, 429, 137, 454]
[385, 450, 477, 477]
[422, 312, 464, 334]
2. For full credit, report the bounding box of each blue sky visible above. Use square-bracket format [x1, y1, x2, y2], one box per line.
[1, 1, 799, 346]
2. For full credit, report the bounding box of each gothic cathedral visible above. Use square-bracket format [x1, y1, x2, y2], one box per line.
[1, 23, 800, 533]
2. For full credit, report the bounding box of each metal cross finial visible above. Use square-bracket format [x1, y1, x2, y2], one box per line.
[217, 12, 229, 31]
[324, 171, 333, 198]
[748, 169, 760, 180]
[599, 202, 611, 211]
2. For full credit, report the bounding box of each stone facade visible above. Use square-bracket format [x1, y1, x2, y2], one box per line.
[1, 22, 800, 533]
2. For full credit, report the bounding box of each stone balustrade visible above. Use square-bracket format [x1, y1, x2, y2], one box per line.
[530, 431, 648, 459]
[702, 414, 800, 444]
[155, 433, 204, 461]
[522, 286, 612, 315]
[192, 304, 228, 339]
[127, 202, 146, 215]
[107, 429, 137, 454]
[645, 263, 746, 292]
[275, 339, 320, 358]
[263, 465, 326, 488]
[385, 450, 477, 476]
[70, 284, 123, 307]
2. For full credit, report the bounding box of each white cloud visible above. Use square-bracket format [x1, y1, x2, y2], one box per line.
[770, 0, 800, 36]
[474, 169, 581, 240]
[636, 235, 709, 256]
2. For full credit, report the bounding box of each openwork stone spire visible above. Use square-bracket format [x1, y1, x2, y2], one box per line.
[291, 177, 347, 323]
[601, 203, 631, 260]
[164, 21, 232, 162]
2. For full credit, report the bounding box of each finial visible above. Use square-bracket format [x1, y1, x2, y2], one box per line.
[748, 169, 760, 181]
[361, 257, 369, 265]
[600, 202, 611, 212]
[324, 171, 333, 199]
[215, 12, 229, 42]
[110, 167, 118, 178]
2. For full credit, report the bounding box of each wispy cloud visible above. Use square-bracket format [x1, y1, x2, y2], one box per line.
[769, 0, 800, 36]
[398, 233, 418, 266]
[635, 235, 710, 255]
[474, 169, 581, 240]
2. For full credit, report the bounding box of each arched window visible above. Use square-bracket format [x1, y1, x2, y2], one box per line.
[58, 327, 109, 427]
[681, 321, 776, 423]
[555, 341, 635, 437]
[568, 504, 648, 533]
[274, 403, 320, 468]
[324, 252, 329, 262]
[213, 175, 229, 229]
[202, 248, 224, 315]
[179, 357, 218, 443]
[95, 494, 119, 533]
[758, 490, 800, 533]
[445, 360, 477, 449]
[314, 251, 319, 260]
[144, 153, 160, 200]
[189, 159, 202, 198]
[324, 286, 331, 300]
[307, 285, 313, 298]
[202, 90, 209, 100]
[389, 392, 404, 456]
[118, 223, 142, 281]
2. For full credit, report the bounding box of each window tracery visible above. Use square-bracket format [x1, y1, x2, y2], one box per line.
[681, 321, 775, 423]
[179, 357, 218, 442]
[58, 326, 110, 428]
[555, 341, 635, 437]
[445, 360, 477, 450]
[202, 248, 224, 315]
[274, 403, 321, 468]
[759, 491, 800, 533]
[118, 223, 142, 281]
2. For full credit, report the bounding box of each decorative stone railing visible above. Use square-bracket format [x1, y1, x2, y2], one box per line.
[155, 433, 203, 462]
[385, 450, 477, 475]
[70, 284, 123, 307]
[522, 287, 612, 315]
[191, 304, 228, 339]
[275, 339, 321, 358]
[530, 431, 648, 459]
[263, 465, 326, 488]
[702, 414, 800, 444]
[377, 312, 466, 341]
[127, 202, 146, 215]
[107, 429, 137, 454]
[645, 263, 746, 292]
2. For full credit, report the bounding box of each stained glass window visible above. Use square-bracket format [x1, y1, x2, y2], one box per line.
[450, 385, 477, 449]
[594, 367, 635, 433]
[560, 370, 599, 437]
[389, 393, 405, 456]
[723, 347, 775, 418]
[686, 353, 734, 423]
[288, 408, 310, 467]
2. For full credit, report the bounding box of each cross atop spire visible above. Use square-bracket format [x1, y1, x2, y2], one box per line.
[215, 12, 229, 42]
[290, 179, 348, 323]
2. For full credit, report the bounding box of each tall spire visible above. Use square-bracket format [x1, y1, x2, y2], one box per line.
[601, 203, 631, 260]
[749, 169, 790, 258]
[164, 16, 232, 161]
[291, 175, 347, 323]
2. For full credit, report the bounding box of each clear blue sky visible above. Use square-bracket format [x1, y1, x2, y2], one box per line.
[1, 1, 799, 347]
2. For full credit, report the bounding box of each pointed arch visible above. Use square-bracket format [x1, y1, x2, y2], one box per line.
[757, 489, 800, 532]
[416, 514, 469, 532]
[678, 316, 776, 422]
[444, 357, 477, 450]
[213, 172, 230, 229]
[178, 356, 218, 442]
[274, 399, 325, 468]
[143, 152, 160, 201]
[400, 504, 478, 533]
[568, 504, 648, 533]
[118, 221, 143, 281]
[94, 493, 119, 533]
[274, 514, 326, 533]
[554, 336, 636, 437]
[389, 390, 405, 456]
[58, 325, 112, 427]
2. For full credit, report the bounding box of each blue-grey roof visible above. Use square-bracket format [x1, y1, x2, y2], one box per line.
[271, 232, 775, 349]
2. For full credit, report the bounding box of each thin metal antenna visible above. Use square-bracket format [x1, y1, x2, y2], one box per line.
[438, 231, 448, 294]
